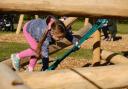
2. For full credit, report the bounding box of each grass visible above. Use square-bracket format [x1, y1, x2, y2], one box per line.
[72, 20, 84, 31]
[0, 41, 92, 61]
[50, 48, 92, 60]
[117, 24, 128, 34]
[72, 20, 128, 34]
[0, 31, 14, 35]
[0, 42, 29, 61]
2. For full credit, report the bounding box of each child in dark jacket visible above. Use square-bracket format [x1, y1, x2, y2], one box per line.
[11, 15, 78, 71]
[102, 19, 117, 41]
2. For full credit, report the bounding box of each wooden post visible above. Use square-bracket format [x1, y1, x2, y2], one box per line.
[84, 18, 89, 26]
[34, 15, 39, 19]
[92, 19, 101, 66]
[0, 63, 30, 89]
[16, 14, 24, 34]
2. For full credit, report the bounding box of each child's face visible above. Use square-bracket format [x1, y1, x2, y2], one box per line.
[50, 29, 65, 41]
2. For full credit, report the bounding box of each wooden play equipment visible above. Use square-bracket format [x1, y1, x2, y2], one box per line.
[18, 64, 128, 89]
[1, 0, 128, 89]
[0, 63, 30, 89]
[1, 0, 128, 17]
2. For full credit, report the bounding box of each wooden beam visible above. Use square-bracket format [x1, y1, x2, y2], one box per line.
[18, 64, 128, 89]
[0, 63, 30, 89]
[0, 0, 128, 17]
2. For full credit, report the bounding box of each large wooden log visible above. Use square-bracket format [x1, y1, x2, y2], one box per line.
[0, 0, 128, 17]
[18, 64, 128, 89]
[0, 63, 30, 89]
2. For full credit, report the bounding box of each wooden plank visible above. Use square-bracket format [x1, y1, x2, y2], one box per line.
[18, 64, 128, 89]
[0, 0, 128, 17]
[0, 63, 30, 89]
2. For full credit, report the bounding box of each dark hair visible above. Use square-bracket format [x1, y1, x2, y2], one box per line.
[51, 19, 66, 33]
[46, 15, 66, 36]
[46, 15, 55, 24]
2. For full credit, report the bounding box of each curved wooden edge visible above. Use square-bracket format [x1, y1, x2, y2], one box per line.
[0, 63, 30, 89]
[1, 0, 128, 17]
[18, 64, 128, 89]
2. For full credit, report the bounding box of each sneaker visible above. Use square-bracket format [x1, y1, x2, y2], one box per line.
[11, 54, 20, 71]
